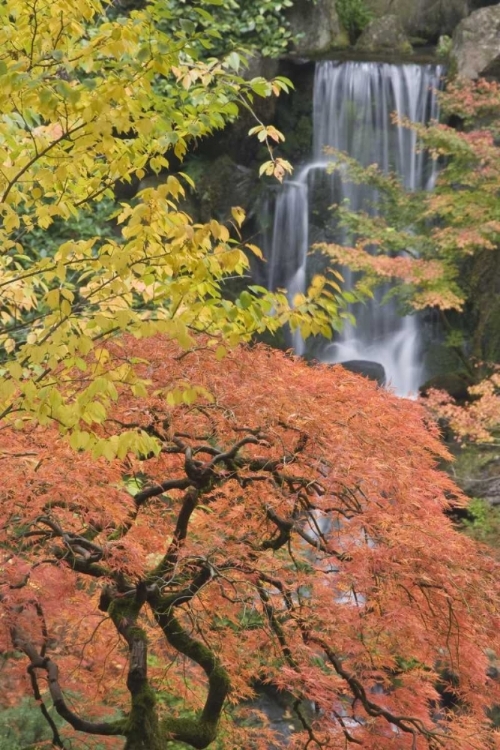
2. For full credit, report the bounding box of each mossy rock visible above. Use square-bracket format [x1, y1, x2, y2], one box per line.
[419, 372, 473, 404]
[355, 15, 412, 54]
[450, 442, 500, 509]
[364, 0, 468, 43]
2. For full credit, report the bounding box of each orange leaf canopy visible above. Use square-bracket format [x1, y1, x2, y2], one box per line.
[1, 336, 499, 750]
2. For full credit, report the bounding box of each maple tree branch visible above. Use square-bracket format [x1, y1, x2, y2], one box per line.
[34, 516, 110, 577]
[11, 624, 126, 737]
[156, 486, 200, 576]
[261, 507, 293, 551]
[293, 698, 333, 749]
[263, 507, 345, 559]
[330, 708, 363, 746]
[256, 576, 443, 747]
[159, 564, 213, 608]
[257, 583, 333, 748]
[206, 434, 263, 468]
[101, 586, 160, 736]
[310, 636, 444, 744]
[151, 605, 231, 749]
[11, 599, 68, 747]
[28, 662, 67, 749]
[133, 476, 192, 506]
[257, 583, 297, 668]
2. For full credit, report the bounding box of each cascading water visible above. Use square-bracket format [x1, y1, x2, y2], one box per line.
[265, 61, 443, 395]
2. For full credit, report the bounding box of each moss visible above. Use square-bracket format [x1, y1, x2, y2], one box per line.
[400, 41, 414, 54]
[108, 594, 141, 622]
[128, 625, 148, 642]
[162, 717, 218, 750]
[125, 683, 162, 750]
[150, 606, 231, 747]
[461, 497, 500, 550]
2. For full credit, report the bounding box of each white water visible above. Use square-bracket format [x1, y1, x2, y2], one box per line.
[265, 61, 442, 395]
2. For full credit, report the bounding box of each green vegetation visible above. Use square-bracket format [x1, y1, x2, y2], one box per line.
[462, 498, 500, 549]
[0, 698, 61, 749]
[161, 0, 296, 59]
[335, 0, 373, 43]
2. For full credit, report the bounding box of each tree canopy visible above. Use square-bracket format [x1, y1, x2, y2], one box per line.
[2, 335, 500, 750]
[0, 0, 345, 459]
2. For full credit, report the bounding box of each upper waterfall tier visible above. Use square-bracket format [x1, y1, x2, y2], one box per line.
[313, 61, 442, 189]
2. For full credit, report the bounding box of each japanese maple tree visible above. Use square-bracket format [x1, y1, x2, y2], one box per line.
[316, 77, 500, 442]
[2, 335, 500, 750]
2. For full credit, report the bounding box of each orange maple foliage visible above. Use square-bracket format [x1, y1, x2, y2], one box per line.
[1, 336, 500, 750]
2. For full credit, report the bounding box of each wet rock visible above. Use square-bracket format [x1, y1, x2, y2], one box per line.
[242, 53, 280, 82]
[452, 444, 500, 507]
[338, 360, 386, 386]
[451, 5, 500, 79]
[419, 372, 472, 404]
[364, 0, 469, 43]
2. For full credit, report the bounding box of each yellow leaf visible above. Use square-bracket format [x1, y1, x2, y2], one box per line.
[215, 345, 227, 361]
[46, 289, 60, 309]
[293, 293, 306, 307]
[231, 207, 245, 227]
[245, 243, 263, 259]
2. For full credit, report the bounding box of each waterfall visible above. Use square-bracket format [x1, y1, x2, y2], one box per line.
[265, 61, 442, 395]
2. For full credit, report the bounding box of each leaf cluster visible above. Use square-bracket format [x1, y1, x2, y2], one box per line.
[335, 0, 373, 44]
[155, 0, 297, 59]
[0, 0, 352, 445]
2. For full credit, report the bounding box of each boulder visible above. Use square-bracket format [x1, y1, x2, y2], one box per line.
[451, 5, 500, 79]
[363, 0, 469, 43]
[355, 15, 412, 53]
[452, 444, 500, 507]
[419, 372, 472, 403]
[242, 53, 279, 82]
[286, 0, 349, 56]
[338, 360, 386, 386]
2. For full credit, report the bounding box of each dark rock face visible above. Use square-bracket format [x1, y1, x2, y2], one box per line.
[355, 15, 411, 52]
[419, 373, 472, 404]
[451, 5, 500, 78]
[337, 360, 386, 386]
[285, 0, 472, 55]
[363, 0, 469, 42]
[452, 445, 500, 507]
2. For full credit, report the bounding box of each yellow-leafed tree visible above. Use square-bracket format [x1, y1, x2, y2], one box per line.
[0, 0, 345, 459]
